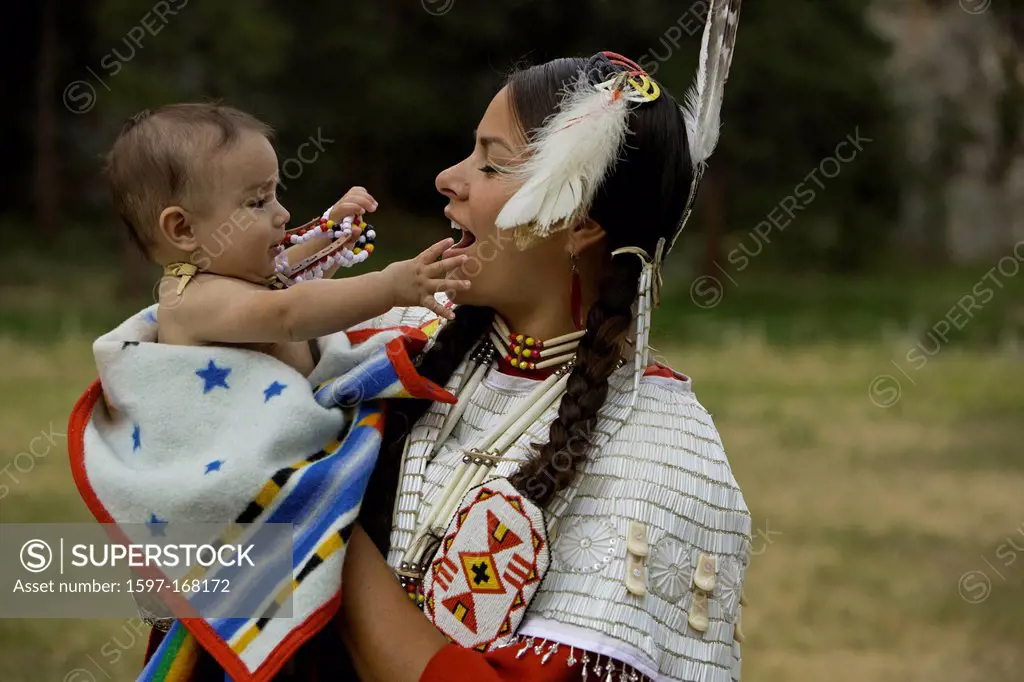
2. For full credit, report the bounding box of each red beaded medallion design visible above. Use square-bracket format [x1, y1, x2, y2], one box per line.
[423, 479, 549, 652]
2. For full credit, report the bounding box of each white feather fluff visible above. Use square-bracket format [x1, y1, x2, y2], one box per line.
[495, 72, 632, 246]
[681, 0, 742, 168]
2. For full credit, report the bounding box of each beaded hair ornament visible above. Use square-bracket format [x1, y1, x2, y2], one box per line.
[494, 0, 742, 403]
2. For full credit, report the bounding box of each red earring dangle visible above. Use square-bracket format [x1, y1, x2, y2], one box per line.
[570, 254, 583, 331]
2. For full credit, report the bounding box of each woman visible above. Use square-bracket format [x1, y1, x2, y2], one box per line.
[335, 42, 751, 682]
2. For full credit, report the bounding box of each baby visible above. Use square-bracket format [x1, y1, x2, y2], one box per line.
[103, 102, 469, 376]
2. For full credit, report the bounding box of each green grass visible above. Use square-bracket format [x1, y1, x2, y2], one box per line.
[654, 264, 1024, 346]
[0, 336, 153, 681]
[1, 255, 1023, 680]
[1, 321, 1022, 681]
[674, 337, 1024, 681]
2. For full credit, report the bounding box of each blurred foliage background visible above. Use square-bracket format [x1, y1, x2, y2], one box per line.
[1, 1, 1024, 681]
[3, 0, 1023, 343]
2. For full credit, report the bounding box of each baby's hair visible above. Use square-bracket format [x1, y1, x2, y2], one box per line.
[104, 102, 273, 256]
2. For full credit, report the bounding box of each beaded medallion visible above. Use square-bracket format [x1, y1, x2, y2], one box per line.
[421, 478, 549, 652]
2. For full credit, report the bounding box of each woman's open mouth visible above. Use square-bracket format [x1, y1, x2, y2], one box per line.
[449, 219, 477, 252]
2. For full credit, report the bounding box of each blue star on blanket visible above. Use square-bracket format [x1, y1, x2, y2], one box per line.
[196, 360, 231, 393]
[147, 513, 167, 537]
[263, 381, 287, 402]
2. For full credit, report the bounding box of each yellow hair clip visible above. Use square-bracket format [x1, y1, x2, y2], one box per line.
[627, 74, 661, 102]
[596, 72, 661, 104]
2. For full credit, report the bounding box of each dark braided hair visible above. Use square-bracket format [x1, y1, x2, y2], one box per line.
[358, 55, 693, 550]
[510, 257, 640, 507]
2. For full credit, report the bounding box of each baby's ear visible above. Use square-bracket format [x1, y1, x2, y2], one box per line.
[157, 206, 196, 251]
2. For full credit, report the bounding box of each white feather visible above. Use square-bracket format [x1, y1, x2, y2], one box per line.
[496, 72, 632, 244]
[681, 0, 742, 167]
[669, 0, 742, 255]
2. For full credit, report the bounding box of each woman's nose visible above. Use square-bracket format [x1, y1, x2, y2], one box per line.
[436, 161, 468, 200]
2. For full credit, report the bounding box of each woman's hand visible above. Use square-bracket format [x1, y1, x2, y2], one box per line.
[337, 525, 449, 682]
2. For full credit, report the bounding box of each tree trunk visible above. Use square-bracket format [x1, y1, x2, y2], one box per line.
[33, 0, 59, 235]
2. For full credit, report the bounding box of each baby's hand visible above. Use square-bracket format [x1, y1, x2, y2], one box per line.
[325, 187, 376, 247]
[381, 238, 470, 320]
[329, 186, 376, 219]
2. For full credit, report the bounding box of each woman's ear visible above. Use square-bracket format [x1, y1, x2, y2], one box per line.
[566, 217, 606, 255]
[158, 206, 197, 252]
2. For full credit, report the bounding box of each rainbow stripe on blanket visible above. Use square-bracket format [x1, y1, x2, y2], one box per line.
[138, 624, 199, 682]
[70, 328, 452, 682]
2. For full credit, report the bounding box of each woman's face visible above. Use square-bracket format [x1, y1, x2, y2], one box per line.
[436, 86, 568, 308]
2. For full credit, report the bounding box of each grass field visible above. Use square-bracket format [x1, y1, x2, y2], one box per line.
[1, 270, 1023, 680]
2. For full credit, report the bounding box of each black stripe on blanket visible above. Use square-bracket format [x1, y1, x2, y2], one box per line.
[246, 526, 352, 632]
[254, 605, 277, 630]
[304, 447, 334, 465]
[271, 468, 294, 489]
[231, 426, 347, 525]
[294, 526, 350, 584]
[295, 553, 324, 584]
[235, 501, 264, 525]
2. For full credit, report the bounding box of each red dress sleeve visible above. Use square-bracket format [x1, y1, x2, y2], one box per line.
[420, 642, 584, 682]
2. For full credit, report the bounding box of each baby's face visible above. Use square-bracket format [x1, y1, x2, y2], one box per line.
[189, 130, 290, 281]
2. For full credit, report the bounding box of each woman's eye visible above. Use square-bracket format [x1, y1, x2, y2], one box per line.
[478, 165, 499, 175]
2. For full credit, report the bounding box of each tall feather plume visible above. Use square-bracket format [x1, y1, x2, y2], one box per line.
[495, 71, 632, 248]
[670, 0, 742, 254]
[682, 0, 742, 167]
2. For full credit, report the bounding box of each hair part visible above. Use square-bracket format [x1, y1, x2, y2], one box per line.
[104, 102, 273, 256]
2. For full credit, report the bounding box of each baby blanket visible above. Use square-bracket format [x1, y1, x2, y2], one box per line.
[68, 304, 452, 681]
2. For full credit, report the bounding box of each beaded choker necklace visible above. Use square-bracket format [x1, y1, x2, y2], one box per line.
[487, 315, 586, 375]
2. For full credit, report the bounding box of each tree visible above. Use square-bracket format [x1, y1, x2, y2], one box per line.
[33, 0, 59, 236]
[694, 0, 903, 273]
[6, 0, 907, 281]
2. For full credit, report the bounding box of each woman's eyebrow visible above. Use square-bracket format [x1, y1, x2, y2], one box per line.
[474, 129, 514, 154]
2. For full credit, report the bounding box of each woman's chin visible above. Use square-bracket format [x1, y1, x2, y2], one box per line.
[443, 285, 481, 308]
[440, 268, 497, 308]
